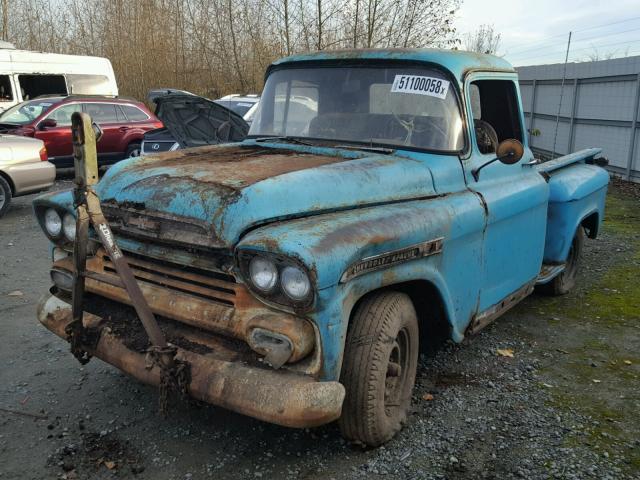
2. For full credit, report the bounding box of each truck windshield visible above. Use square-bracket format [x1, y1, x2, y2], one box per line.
[249, 65, 464, 152]
[0, 99, 56, 125]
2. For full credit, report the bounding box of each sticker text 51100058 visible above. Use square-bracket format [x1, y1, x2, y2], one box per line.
[391, 75, 450, 99]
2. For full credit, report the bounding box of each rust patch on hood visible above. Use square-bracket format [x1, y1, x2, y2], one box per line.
[129, 144, 351, 189]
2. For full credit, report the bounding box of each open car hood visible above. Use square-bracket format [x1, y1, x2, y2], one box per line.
[153, 94, 249, 148]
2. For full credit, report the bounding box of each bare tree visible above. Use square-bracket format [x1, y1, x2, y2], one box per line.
[2, 0, 461, 99]
[582, 44, 630, 62]
[1, 0, 8, 41]
[464, 24, 501, 55]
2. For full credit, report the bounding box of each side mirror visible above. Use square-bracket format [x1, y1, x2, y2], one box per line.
[472, 139, 524, 181]
[496, 139, 524, 165]
[39, 118, 57, 129]
[92, 122, 103, 143]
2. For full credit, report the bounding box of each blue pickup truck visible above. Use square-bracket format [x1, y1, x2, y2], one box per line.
[34, 49, 609, 446]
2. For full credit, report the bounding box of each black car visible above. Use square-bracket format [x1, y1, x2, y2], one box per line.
[141, 90, 249, 155]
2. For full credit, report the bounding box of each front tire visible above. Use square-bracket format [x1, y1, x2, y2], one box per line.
[339, 291, 419, 446]
[0, 176, 12, 218]
[540, 227, 585, 295]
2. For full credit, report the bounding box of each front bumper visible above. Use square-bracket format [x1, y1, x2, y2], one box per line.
[37, 293, 345, 428]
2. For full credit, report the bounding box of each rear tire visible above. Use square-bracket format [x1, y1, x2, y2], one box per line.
[539, 227, 585, 295]
[339, 291, 419, 446]
[125, 142, 141, 158]
[0, 176, 12, 218]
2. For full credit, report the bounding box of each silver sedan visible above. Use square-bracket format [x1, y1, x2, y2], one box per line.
[0, 135, 55, 217]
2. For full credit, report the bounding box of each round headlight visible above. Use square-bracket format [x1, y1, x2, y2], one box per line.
[63, 213, 76, 241]
[249, 256, 278, 292]
[51, 268, 74, 292]
[281, 265, 311, 300]
[44, 208, 62, 237]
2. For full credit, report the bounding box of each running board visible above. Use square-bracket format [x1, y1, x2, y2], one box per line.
[536, 263, 566, 285]
[467, 281, 535, 335]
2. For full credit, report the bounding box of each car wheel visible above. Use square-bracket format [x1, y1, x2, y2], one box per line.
[0, 176, 12, 218]
[339, 291, 419, 447]
[125, 143, 141, 158]
[539, 227, 585, 296]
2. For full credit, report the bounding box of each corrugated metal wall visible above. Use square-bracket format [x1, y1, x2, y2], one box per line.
[517, 56, 640, 182]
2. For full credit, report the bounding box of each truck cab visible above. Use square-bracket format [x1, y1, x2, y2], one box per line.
[34, 49, 609, 446]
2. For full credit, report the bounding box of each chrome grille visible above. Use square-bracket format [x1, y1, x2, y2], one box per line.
[98, 248, 237, 307]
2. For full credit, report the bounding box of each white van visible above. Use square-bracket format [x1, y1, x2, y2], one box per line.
[0, 42, 118, 112]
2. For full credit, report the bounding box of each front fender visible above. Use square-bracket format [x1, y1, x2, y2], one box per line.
[237, 192, 486, 380]
[311, 264, 461, 381]
[33, 188, 74, 211]
[238, 197, 465, 289]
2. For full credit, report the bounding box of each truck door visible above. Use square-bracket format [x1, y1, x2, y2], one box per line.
[462, 73, 549, 315]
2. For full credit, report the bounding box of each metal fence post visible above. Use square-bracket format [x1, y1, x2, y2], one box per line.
[626, 73, 640, 181]
[528, 79, 537, 146]
[568, 78, 579, 152]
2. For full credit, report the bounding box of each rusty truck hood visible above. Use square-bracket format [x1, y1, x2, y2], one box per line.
[96, 143, 435, 248]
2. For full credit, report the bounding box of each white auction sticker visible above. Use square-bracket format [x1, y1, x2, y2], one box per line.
[391, 75, 450, 99]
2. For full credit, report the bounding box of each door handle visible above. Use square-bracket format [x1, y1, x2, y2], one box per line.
[119, 126, 129, 132]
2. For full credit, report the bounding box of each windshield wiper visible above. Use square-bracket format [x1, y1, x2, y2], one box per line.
[253, 136, 315, 146]
[0, 123, 18, 132]
[253, 136, 394, 154]
[330, 144, 395, 155]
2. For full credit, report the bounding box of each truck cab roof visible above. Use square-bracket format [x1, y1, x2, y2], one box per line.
[269, 48, 515, 84]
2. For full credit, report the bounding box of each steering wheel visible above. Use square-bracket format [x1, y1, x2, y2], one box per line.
[390, 110, 450, 146]
[23, 106, 39, 121]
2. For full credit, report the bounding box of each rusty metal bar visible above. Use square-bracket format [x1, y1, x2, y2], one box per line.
[71, 205, 89, 325]
[86, 193, 168, 349]
[69, 112, 171, 358]
[70, 112, 95, 327]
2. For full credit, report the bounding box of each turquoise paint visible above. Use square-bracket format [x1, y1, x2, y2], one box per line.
[91, 143, 439, 248]
[271, 49, 514, 85]
[238, 193, 484, 379]
[544, 164, 609, 262]
[536, 148, 602, 174]
[32, 49, 609, 383]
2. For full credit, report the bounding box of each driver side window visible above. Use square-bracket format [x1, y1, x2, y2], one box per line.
[470, 80, 523, 154]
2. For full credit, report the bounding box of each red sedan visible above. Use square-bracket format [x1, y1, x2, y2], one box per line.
[0, 96, 162, 167]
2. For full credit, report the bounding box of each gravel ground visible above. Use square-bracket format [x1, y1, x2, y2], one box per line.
[0, 175, 638, 480]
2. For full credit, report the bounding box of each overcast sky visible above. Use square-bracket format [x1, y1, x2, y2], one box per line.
[455, 0, 640, 66]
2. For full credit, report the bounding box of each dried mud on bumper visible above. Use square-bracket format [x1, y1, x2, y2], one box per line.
[37, 293, 344, 429]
